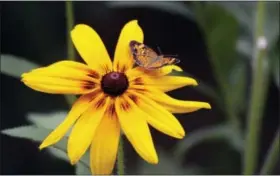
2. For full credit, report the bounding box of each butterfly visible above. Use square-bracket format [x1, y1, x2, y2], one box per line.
[129, 40, 180, 70]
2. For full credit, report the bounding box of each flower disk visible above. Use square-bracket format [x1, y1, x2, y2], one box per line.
[101, 72, 129, 96]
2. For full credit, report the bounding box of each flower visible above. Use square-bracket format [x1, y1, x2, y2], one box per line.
[21, 20, 211, 175]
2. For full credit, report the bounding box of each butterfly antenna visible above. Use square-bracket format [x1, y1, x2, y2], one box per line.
[164, 54, 179, 57]
[157, 46, 163, 55]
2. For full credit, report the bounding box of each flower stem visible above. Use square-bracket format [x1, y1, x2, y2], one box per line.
[260, 129, 280, 174]
[117, 136, 125, 175]
[243, 1, 269, 175]
[66, 1, 75, 60]
[65, 1, 76, 106]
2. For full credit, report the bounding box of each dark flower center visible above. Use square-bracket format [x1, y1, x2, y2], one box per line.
[101, 72, 129, 96]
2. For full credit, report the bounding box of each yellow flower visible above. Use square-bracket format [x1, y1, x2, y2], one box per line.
[21, 20, 211, 175]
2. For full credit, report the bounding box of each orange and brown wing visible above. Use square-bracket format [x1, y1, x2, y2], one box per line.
[147, 57, 180, 70]
[130, 40, 158, 67]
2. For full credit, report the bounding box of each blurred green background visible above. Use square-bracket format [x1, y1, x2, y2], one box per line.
[1, 1, 279, 175]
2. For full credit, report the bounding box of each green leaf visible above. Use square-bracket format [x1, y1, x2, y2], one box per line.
[27, 111, 70, 133]
[1, 125, 69, 162]
[1, 125, 91, 173]
[137, 148, 203, 174]
[76, 161, 91, 175]
[1, 125, 52, 141]
[194, 3, 239, 95]
[0, 54, 39, 78]
[214, 2, 255, 33]
[48, 147, 69, 161]
[106, 2, 194, 21]
[193, 3, 253, 125]
[0, 55, 75, 107]
[47, 141, 91, 174]
[1, 125, 69, 152]
[174, 124, 244, 162]
[48, 147, 91, 175]
[48, 140, 91, 175]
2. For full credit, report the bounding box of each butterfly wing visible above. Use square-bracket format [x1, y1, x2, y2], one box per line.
[146, 56, 180, 70]
[130, 40, 158, 67]
[130, 40, 180, 69]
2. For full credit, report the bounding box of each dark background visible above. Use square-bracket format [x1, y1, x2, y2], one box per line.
[1, 1, 279, 175]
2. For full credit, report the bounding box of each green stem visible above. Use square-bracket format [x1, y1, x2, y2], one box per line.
[243, 2, 268, 175]
[117, 136, 125, 175]
[66, 1, 75, 60]
[65, 1, 76, 106]
[260, 129, 280, 174]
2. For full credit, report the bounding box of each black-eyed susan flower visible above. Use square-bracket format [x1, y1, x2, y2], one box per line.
[21, 20, 211, 175]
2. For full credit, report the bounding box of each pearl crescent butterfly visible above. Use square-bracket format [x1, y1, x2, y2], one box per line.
[129, 40, 180, 70]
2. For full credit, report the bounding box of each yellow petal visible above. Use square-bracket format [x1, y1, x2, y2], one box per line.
[22, 61, 99, 94]
[159, 65, 183, 74]
[126, 65, 183, 81]
[128, 91, 185, 139]
[47, 60, 101, 78]
[27, 61, 100, 82]
[90, 114, 120, 175]
[71, 24, 112, 74]
[138, 88, 211, 114]
[115, 95, 158, 164]
[130, 75, 198, 92]
[22, 83, 94, 94]
[113, 20, 143, 72]
[67, 95, 110, 164]
[39, 90, 100, 150]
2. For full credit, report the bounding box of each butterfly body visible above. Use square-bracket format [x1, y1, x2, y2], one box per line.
[129, 40, 180, 70]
